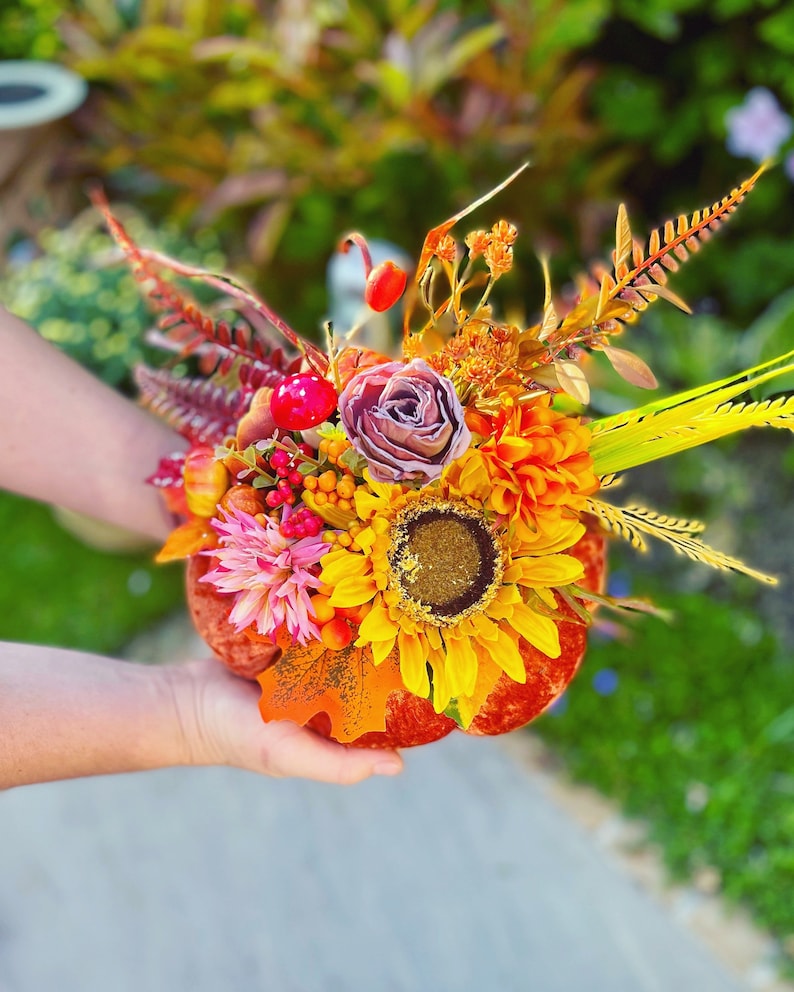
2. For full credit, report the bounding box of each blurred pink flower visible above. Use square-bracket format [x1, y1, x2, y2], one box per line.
[725, 88, 792, 163]
[202, 505, 326, 645]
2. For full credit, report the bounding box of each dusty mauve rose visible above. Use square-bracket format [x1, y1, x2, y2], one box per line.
[338, 358, 471, 484]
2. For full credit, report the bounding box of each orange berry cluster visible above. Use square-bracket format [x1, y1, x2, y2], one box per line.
[322, 521, 366, 552]
[302, 469, 357, 514]
[308, 593, 371, 651]
[318, 436, 352, 467]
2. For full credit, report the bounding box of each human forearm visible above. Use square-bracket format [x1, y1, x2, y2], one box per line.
[0, 641, 187, 789]
[0, 643, 404, 790]
[0, 307, 184, 541]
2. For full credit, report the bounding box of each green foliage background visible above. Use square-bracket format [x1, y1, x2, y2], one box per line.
[1, 0, 793, 965]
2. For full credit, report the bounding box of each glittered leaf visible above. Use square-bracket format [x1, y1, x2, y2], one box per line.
[555, 360, 590, 405]
[602, 344, 658, 389]
[257, 631, 406, 743]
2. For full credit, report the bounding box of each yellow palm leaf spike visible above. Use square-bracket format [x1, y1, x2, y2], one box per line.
[589, 349, 794, 477]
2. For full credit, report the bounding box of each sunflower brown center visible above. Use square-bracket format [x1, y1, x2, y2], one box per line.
[387, 499, 504, 625]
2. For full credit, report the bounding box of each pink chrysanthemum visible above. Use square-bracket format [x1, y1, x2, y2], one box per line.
[201, 505, 327, 645]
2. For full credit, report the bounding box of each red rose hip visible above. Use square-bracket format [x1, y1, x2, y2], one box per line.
[364, 260, 407, 312]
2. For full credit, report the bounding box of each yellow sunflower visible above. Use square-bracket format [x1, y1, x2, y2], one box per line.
[319, 460, 588, 719]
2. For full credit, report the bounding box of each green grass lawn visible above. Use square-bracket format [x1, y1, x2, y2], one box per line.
[0, 491, 185, 654]
[535, 569, 794, 960]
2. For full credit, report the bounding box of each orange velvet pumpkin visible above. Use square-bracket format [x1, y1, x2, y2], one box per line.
[186, 529, 606, 747]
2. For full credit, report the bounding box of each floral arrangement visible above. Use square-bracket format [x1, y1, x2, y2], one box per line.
[94, 165, 794, 748]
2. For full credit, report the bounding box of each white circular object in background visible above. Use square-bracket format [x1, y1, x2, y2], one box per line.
[0, 60, 87, 130]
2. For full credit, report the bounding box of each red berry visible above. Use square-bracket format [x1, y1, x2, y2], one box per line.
[270, 449, 290, 469]
[270, 373, 338, 431]
[288, 470, 303, 486]
[265, 490, 283, 508]
[364, 261, 407, 312]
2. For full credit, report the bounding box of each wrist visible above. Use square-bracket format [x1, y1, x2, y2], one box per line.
[161, 659, 220, 768]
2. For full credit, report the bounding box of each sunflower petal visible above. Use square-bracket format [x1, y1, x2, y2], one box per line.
[398, 629, 430, 697]
[357, 599, 399, 643]
[328, 574, 378, 607]
[320, 550, 368, 587]
[443, 633, 479, 698]
[509, 602, 561, 658]
[511, 553, 585, 588]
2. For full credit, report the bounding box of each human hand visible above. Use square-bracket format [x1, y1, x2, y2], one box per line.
[167, 658, 404, 784]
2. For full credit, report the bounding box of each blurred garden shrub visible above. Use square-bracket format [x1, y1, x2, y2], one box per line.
[0, 208, 226, 391]
[3, 0, 780, 356]
[53, 0, 614, 330]
[0, 0, 64, 59]
[584, 0, 794, 359]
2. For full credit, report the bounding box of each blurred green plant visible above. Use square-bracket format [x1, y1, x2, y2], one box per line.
[0, 0, 65, 59]
[536, 575, 794, 963]
[587, 3, 794, 322]
[0, 490, 184, 653]
[0, 208, 226, 390]
[40, 0, 793, 351]
[55, 0, 617, 330]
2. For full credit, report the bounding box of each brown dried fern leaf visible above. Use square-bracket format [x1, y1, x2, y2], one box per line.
[601, 164, 766, 325]
[91, 187, 327, 375]
[134, 366, 250, 446]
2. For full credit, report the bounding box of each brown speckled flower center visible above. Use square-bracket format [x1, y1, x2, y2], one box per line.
[387, 500, 504, 626]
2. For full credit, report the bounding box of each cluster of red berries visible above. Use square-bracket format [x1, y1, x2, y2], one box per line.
[280, 505, 323, 540]
[263, 445, 314, 509]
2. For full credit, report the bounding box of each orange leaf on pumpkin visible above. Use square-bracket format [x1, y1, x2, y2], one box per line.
[155, 518, 217, 563]
[257, 629, 406, 743]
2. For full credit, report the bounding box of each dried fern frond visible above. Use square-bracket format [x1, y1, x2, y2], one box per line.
[134, 366, 249, 445]
[587, 497, 777, 584]
[596, 164, 767, 328]
[545, 166, 767, 378]
[91, 187, 329, 375]
[589, 350, 794, 476]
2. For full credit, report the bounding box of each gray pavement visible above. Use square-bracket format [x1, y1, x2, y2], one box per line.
[0, 730, 749, 992]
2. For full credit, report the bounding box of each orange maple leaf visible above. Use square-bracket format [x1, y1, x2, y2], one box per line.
[257, 631, 405, 743]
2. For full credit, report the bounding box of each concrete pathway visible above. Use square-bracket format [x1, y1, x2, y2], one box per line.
[1, 613, 786, 992]
[0, 727, 754, 992]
